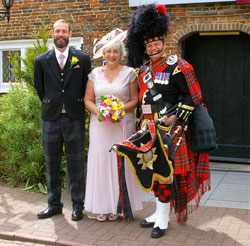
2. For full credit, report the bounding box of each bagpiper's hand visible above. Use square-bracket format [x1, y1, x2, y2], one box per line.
[177, 104, 195, 122]
[161, 114, 175, 126]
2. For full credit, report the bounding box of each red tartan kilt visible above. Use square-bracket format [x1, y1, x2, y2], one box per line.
[142, 113, 210, 223]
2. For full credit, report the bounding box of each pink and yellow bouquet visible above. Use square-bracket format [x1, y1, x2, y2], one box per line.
[97, 95, 125, 123]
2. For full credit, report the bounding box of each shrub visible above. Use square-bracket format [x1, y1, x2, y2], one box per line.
[0, 83, 45, 187]
[0, 23, 49, 189]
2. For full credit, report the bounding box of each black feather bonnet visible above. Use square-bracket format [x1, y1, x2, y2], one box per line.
[126, 4, 170, 68]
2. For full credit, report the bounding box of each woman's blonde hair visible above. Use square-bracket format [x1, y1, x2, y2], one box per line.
[102, 40, 126, 61]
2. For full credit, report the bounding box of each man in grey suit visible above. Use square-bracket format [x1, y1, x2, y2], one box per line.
[34, 19, 91, 221]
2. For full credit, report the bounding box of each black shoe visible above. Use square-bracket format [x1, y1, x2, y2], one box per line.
[140, 219, 155, 228]
[151, 227, 165, 238]
[71, 209, 83, 221]
[37, 207, 62, 219]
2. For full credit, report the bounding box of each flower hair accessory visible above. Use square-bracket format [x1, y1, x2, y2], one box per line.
[97, 95, 125, 123]
[70, 56, 79, 69]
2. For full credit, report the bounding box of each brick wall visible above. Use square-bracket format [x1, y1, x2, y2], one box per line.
[0, 0, 249, 65]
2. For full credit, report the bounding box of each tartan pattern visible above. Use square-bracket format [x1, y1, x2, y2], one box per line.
[141, 115, 210, 223]
[158, 184, 172, 203]
[115, 121, 174, 191]
[177, 58, 202, 106]
[136, 55, 210, 223]
[138, 56, 168, 103]
[119, 121, 156, 152]
[42, 115, 85, 210]
[152, 181, 159, 197]
[117, 155, 134, 222]
[191, 104, 217, 151]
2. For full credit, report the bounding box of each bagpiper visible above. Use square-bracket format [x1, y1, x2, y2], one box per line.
[126, 3, 214, 238]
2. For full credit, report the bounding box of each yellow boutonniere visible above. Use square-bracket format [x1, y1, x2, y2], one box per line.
[70, 56, 79, 69]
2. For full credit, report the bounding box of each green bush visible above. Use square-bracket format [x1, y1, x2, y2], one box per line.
[0, 83, 45, 187]
[0, 23, 49, 189]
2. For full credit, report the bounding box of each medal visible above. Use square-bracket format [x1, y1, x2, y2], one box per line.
[154, 72, 170, 85]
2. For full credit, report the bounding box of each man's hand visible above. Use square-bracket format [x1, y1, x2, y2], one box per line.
[161, 114, 175, 126]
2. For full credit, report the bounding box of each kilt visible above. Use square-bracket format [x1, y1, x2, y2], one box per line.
[142, 113, 210, 223]
[42, 114, 86, 210]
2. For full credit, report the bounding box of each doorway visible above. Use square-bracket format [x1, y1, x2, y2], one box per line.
[183, 32, 250, 163]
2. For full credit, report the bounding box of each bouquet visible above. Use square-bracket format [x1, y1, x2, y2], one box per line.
[97, 95, 126, 123]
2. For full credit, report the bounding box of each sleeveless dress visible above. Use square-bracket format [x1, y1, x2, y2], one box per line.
[84, 65, 143, 215]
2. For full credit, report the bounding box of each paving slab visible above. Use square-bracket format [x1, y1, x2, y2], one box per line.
[0, 185, 250, 246]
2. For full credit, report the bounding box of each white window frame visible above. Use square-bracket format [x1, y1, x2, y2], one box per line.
[129, 0, 235, 7]
[0, 37, 83, 93]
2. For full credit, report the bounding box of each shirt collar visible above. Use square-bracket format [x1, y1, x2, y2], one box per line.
[55, 46, 69, 60]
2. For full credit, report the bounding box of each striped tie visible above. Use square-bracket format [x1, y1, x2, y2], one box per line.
[59, 53, 65, 70]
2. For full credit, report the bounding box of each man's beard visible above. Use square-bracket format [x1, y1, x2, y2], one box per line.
[54, 37, 69, 49]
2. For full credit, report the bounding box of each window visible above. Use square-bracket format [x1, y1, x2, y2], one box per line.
[2, 50, 21, 83]
[0, 37, 83, 93]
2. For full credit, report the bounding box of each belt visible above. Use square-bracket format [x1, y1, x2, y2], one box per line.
[141, 103, 173, 115]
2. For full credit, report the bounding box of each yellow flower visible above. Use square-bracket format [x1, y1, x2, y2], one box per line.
[70, 56, 79, 69]
[111, 104, 118, 110]
[121, 111, 126, 116]
[117, 103, 123, 109]
[72, 56, 79, 63]
[104, 98, 112, 105]
[112, 114, 118, 120]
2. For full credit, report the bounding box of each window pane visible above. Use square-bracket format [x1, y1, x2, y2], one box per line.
[2, 51, 21, 83]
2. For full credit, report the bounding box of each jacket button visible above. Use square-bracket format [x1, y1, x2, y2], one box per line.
[62, 90, 64, 92]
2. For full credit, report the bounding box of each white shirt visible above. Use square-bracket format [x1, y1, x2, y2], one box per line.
[55, 46, 69, 68]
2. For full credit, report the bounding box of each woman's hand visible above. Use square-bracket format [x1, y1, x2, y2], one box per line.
[84, 80, 99, 116]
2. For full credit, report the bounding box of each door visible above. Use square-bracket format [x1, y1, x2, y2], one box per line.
[183, 33, 250, 162]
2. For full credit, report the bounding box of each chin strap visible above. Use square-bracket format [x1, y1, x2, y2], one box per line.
[147, 41, 165, 58]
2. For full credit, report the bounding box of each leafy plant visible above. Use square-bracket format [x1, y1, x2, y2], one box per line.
[0, 22, 49, 188]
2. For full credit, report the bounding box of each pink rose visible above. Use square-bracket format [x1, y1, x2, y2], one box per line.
[109, 109, 115, 114]
[105, 115, 110, 121]
[101, 102, 108, 107]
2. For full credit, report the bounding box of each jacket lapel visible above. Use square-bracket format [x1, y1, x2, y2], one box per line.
[47, 49, 61, 84]
[63, 47, 75, 88]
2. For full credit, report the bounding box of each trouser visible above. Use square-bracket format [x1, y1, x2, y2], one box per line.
[42, 114, 86, 211]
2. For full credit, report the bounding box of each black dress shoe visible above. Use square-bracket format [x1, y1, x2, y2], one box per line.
[140, 219, 155, 228]
[151, 227, 165, 238]
[71, 210, 83, 221]
[37, 207, 62, 219]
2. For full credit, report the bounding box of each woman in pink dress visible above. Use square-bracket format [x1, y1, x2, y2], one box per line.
[84, 29, 143, 222]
